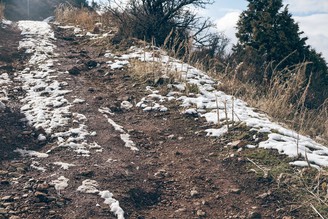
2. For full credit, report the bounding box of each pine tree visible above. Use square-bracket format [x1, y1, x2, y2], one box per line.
[234, 0, 328, 108]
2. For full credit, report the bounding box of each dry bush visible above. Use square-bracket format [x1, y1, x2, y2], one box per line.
[214, 62, 328, 142]
[0, 3, 5, 20]
[55, 3, 99, 31]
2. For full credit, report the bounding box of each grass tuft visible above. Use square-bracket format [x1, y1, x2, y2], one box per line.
[55, 3, 99, 31]
[0, 3, 5, 20]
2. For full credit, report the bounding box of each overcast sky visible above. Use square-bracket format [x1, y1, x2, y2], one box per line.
[95, 0, 328, 61]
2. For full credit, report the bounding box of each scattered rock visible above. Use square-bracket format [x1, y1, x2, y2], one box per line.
[196, 209, 206, 216]
[249, 211, 262, 219]
[68, 66, 80, 75]
[190, 189, 199, 197]
[230, 188, 241, 194]
[0, 170, 8, 176]
[1, 196, 13, 202]
[0, 208, 8, 214]
[85, 60, 97, 69]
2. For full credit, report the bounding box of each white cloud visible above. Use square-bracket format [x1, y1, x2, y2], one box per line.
[215, 11, 241, 46]
[285, 0, 328, 14]
[294, 14, 328, 61]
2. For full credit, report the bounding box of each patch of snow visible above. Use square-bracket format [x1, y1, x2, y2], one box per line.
[15, 149, 49, 158]
[77, 179, 99, 194]
[120, 101, 133, 110]
[205, 126, 229, 138]
[111, 46, 328, 167]
[99, 191, 125, 219]
[73, 98, 86, 104]
[53, 162, 76, 170]
[51, 176, 69, 191]
[30, 161, 46, 172]
[98, 108, 138, 151]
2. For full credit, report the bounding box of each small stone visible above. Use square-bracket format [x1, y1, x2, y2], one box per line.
[175, 208, 186, 212]
[249, 211, 262, 219]
[257, 191, 271, 199]
[0, 208, 8, 214]
[1, 196, 12, 201]
[9, 216, 20, 219]
[230, 188, 241, 194]
[37, 183, 50, 192]
[0, 170, 8, 175]
[85, 60, 98, 69]
[190, 189, 199, 197]
[88, 87, 95, 92]
[68, 66, 80, 75]
[34, 192, 48, 202]
[196, 209, 206, 216]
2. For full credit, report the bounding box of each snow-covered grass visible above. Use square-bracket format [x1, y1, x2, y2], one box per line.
[103, 46, 328, 168]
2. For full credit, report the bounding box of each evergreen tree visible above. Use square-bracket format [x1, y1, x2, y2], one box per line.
[234, 0, 328, 108]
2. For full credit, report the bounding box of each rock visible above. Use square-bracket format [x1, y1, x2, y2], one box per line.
[85, 60, 98, 69]
[88, 87, 95, 92]
[34, 192, 49, 203]
[0, 208, 8, 214]
[190, 189, 199, 197]
[230, 188, 241, 194]
[196, 209, 206, 216]
[9, 216, 20, 219]
[0, 101, 6, 110]
[36, 183, 50, 192]
[68, 66, 80, 75]
[1, 196, 13, 202]
[249, 211, 262, 219]
[0, 171, 8, 176]
[257, 191, 271, 199]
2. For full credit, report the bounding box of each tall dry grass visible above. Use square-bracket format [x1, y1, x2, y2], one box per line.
[0, 2, 5, 20]
[55, 3, 99, 31]
[215, 61, 328, 142]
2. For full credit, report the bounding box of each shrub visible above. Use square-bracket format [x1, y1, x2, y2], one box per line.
[106, 0, 213, 50]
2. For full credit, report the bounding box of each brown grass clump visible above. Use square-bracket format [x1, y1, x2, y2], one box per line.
[55, 3, 99, 31]
[215, 62, 328, 142]
[0, 3, 5, 20]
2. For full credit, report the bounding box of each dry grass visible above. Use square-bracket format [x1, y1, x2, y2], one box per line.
[215, 62, 328, 142]
[55, 3, 99, 31]
[0, 3, 5, 20]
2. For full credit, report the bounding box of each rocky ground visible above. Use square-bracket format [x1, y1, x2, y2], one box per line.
[0, 21, 327, 219]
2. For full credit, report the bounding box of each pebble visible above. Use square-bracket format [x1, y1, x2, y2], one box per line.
[249, 211, 262, 219]
[0, 170, 8, 176]
[0, 208, 8, 214]
[230, 188, 241, 194]
[190, 189, 199, 197]
[1, 196, 12, 201]
[196, 209, 206, 216]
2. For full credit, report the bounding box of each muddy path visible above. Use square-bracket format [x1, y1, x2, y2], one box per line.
[0, 22, 322, 219]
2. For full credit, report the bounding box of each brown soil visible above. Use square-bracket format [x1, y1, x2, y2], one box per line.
[0, 23, 323, 219]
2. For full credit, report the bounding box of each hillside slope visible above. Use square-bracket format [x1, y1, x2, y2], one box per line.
[0, 20, 328, 219]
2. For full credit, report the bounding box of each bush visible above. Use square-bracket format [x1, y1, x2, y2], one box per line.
[107, 0, 213, 50]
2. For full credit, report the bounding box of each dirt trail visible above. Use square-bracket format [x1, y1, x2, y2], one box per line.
[0, 22, 321, 219]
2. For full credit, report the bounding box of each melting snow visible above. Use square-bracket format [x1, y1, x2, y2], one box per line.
[53, 162, 76, 170]
[14, 149, 49, 158]
[99, 108, 138, 151]
[51, 176, 69, 191]
[106, 46, 328, 167]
